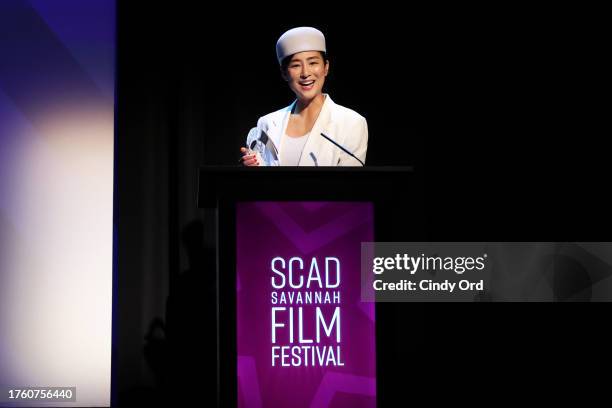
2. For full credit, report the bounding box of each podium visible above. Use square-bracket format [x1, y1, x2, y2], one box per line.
[197, 166, 420, 407]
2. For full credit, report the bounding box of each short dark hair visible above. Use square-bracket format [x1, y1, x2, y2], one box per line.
[280, 51, 328, 74]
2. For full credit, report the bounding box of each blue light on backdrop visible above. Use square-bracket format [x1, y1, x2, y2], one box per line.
[0, 1, 115, 406]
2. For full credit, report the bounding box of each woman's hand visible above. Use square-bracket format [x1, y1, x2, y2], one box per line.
[240, 147, 260, 166]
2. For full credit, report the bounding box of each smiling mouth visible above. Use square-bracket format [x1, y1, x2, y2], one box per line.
[299, 80, 315, 87]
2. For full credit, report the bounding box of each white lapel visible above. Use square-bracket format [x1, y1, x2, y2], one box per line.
[265, 101, 296, 154]
[297, 94, 335, 166]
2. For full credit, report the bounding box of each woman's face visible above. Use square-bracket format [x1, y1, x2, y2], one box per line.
[284, 51, 329, 102]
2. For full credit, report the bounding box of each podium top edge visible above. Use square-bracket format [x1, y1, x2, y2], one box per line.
[198, 165, 414, 173]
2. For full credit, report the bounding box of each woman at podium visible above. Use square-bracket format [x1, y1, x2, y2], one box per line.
[240, 27, 368, 167]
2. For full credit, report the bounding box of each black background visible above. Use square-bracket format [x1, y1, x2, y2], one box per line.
[116, 3, 609, 406]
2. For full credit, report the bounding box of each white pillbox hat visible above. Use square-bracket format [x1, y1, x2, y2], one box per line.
[276, 27, 326, 64]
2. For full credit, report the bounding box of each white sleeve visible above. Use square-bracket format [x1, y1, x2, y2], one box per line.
[338, 116, 368, 166]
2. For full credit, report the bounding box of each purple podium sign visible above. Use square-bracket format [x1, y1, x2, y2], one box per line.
[236, 202, 376, 408]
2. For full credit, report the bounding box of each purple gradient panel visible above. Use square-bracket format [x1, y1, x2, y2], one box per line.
[0, 0, 113, 126]
[236, 202, 376, 408]
[28, 0, 116, 96]
[0, 0, 115, 403]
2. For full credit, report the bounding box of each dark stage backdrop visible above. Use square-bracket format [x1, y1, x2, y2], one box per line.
[116, 3, 609, 406]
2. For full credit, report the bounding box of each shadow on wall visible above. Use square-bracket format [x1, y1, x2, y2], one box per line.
[119, 220, 217, 406]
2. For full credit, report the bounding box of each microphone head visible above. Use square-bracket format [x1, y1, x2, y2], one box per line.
[309, 152, 318, 166]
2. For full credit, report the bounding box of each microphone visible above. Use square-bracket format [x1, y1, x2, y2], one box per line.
[309, 152, 318, 167]
[319, 132, 364, 166]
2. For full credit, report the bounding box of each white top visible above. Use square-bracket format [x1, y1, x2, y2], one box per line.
[280, 132, 309, 166]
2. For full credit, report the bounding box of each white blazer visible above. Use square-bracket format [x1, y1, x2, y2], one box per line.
[249, 94, 368, 166]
